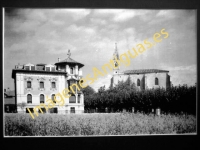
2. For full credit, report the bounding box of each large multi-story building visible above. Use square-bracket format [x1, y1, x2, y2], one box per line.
[110, 44, 171, 89]
[12, 50, 84, 114]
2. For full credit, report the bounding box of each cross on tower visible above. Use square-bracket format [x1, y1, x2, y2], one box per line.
[67, 50, 71, 58]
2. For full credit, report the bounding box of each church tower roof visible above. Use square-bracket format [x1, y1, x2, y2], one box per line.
[113, 43, 119, 60]
[54, 50, 84, 68]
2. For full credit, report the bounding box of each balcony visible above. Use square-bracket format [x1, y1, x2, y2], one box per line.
[25, 88, 33, 91]
[38, 88, 45, 91]
[50, 87, 57, 91]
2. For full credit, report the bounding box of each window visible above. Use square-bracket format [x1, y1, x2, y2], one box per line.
[49, 108, 57, 113]
[137, 79, 140, 86]
[69, 95, 76, 103]
[51, 67, 55, 71]
[27, 81, 31, 88]
[78, 95, 81, 103]
[52, 94, 56, 103]
[31, 66, 35, 70]
[36, 66, 45, 71]
[70, 67, 73, 74]
[25, 66, 29, 70]
[46, 67, 50, 71]
[27, 94, 32, 103]
[115, 62, 118, 67]
[70, 107, 75, 113]
[6, 106, 9, 112]
[26, 108, 34, 113]
[155, 77, 159, 85]
[51, 82, 56, 88]
[40, 94, 44, 103]
[38, 108, 46, 113]
[40, 82, 44, 88]
[69, 80, 76, 92]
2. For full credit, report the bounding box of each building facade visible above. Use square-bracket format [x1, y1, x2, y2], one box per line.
[4, 89, 16, 113]
[110, 44, 171, 89]
[12, 50, 84, 114]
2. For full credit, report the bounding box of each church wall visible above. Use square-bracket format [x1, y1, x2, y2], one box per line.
[113, 74, 128, 86]
[129, 74, 144, 90]
[145, 73, 167, 89]
[166, 74, 171, 88]
[112, 72, 169, 90]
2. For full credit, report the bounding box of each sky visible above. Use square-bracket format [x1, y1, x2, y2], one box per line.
[4, 9, 197, 91]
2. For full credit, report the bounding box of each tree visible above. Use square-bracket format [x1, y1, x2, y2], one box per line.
[18, 102, 27, 113]
[82, 86, 96, 110]
[82, 86, 96, 96]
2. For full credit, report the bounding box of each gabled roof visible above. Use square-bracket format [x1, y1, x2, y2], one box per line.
[123, 69, 169, 74]
[24, 63, 34, 66]
[55, 57, 84, 68]
[4, 90, 15, 97]
[45, 64, 56, 67]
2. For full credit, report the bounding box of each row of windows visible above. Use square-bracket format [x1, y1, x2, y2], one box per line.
[26, 107, 76, 113]
[27, 94, 81, 104]
[69, 67, 80, 75]
[24, 66, 56, 71]
[27, 81, 56, 88]
[27, 94, 53, 103]
[137, 78, 159, 86]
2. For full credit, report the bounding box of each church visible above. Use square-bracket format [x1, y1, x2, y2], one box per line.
[12, 50, 84, 114]
[110, 44, 171, 90]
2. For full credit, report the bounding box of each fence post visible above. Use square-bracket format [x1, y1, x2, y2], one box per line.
[132, 107, 134, 113]
[123, 108, 126, 113]
[152, 108, 154, 114]
[105, 107, 108, 113]
[156, 108, 161, 116]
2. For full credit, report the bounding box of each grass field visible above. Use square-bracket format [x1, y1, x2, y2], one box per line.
[4, 113, 196, 136]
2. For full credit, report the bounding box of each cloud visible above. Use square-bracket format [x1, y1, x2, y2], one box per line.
[93, 9, 151, 23]
[160, 64, 197, 86]
[90, 18, 107, 25]
[113, 10, 136, 22]
[148, 10, 177, 25]
[53, 9, 91, 20]
[4, 9, 197, 91]
[156, 10, 176, 19]
[90, 74, 112, 91]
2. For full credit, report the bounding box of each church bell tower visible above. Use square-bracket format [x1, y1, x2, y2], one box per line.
[113, 43, 120, 75]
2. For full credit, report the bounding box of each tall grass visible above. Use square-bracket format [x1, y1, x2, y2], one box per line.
[5, 113, 196, 136]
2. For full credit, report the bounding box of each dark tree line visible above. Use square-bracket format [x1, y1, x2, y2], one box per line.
[82, 77, 196, 115]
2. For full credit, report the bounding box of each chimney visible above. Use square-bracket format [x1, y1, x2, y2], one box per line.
[58, 58, 60, 62]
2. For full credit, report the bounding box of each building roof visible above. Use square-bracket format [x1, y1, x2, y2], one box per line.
[45, 64, 56, 67]
[24, 63, 34, 66]
[4, 90, 15, 97]
[12, 69, 67, 79]
[123, 69, 169, 74]
[36, 63, 47, 66]
[54, 57, 84, 68]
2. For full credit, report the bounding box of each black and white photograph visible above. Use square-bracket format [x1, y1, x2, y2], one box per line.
[3, 8, 197, 136]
